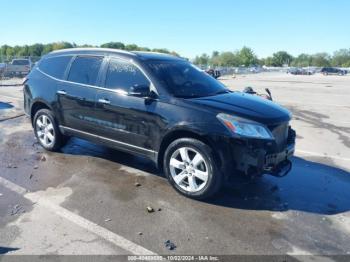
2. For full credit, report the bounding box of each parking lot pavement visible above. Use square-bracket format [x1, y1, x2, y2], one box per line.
[0, 82, 24, 121]
[0, 73, 350, 256]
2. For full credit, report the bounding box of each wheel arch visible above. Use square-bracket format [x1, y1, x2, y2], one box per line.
[157, 128, 221, 171]
[30, 100, 52, 125]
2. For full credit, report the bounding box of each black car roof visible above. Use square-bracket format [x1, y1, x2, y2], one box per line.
[46, 48, 184, 62]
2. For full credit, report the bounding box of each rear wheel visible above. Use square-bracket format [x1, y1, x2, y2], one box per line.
[163, 138, 222, 199]
[33, 109, 67, 151]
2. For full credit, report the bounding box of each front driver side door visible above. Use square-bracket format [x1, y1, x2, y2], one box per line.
[94, 57, 159, 157]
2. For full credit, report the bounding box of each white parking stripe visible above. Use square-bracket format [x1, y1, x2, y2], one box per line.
[0, 176, 27, 195]
[296, 150, 350, 161]
[0, 176, 157, 256]
[0, 94, 23, 101]
[279, 101, 350, 108]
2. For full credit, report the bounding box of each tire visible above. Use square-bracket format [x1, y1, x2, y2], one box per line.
[163, 138, 223, 200]
[33, 109, 67, 151]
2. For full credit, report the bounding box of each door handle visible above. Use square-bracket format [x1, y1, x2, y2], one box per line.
[98, 98, 110, 104]
[57, 90, 67, 95]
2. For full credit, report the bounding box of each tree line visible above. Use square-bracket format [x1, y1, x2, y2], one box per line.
[1, 42, 350, 67]
[0, 41, 179, 61]
[194, 47, 350, 67]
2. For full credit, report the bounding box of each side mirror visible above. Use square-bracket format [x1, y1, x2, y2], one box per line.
[243, 86, 256, 94]
[128, 84, 150, 97]
[265, 88, 273, 100]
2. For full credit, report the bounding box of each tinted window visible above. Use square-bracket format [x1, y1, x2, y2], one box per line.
[39, 56, 72, 79]
[12, 59, 30, 65]
[147, 61, 228, 98]
[105, 58, 150, 92]
[68, 56, 103, 85]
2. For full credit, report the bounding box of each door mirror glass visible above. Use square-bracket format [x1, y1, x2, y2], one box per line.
[128, 84, 150, 97]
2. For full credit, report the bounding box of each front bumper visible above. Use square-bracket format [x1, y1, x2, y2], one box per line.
[223, 127, 296, 177]
[263, 143, 294, 177]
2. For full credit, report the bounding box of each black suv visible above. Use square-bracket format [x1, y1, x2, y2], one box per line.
[321, 67, 347, 75]
[24, 48, 295, 199]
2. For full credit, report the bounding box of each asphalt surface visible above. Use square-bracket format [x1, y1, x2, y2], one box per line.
[0, 73, 350, 258]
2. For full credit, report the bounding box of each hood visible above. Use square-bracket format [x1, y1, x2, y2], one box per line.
[188, 92, 291, 125]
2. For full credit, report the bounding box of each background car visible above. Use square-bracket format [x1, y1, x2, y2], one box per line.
[205, 68, 221, 79]
[287, 67, 314, 75]
[321, 67, 347, 75]
[0, 62, 6, 76]
[4, 58, 32, 77]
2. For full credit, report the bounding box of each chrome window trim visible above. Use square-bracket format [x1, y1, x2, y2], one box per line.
[37, 54, 159, 97]
[60, 125, 157, 154]
[37, 67, 108, 90]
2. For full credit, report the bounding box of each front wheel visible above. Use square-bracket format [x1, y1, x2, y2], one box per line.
[163, 138, 222, 200]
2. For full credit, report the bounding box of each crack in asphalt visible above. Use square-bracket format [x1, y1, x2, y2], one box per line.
[0, 114, 25, 122]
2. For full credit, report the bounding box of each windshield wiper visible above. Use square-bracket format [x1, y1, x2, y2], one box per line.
[176, 95, 203, 99]
[211, 90, 231, 96]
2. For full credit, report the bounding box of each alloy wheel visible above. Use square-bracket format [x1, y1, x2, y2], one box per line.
[36, 115, 55, 147]
[169, 147, 209, 192]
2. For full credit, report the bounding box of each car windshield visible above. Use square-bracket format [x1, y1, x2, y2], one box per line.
[146, 60, 229, 98]
[12, 59, 29, 65]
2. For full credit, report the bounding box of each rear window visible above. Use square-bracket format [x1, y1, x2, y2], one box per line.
[39, 56, 72, 79]
[67, 56, 103, 86]
[12, 59, 30, 65]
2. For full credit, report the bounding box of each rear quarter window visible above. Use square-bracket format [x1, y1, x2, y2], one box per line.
[39, 56, 73, 79]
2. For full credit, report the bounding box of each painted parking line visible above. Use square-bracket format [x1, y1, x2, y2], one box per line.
[279, 101, 350, 108]
[0, 176, 157, 256]
[0, 94, 23, 101]
[296, 149, 350, 162]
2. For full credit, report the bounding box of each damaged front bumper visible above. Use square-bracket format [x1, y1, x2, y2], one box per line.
[263, 143, 294, 177]
[224, 127, 296, 178]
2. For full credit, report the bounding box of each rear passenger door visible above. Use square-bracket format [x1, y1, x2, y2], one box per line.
[94, 57, 157, 156]
[57, 55, 103, 133]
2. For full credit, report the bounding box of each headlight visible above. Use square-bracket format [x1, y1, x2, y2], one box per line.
[217, 113, 274, 139]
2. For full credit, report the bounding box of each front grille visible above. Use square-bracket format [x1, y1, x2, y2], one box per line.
[269, 122, 289, 151]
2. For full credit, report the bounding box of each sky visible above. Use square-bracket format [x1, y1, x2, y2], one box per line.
[1, 0, 349, 58]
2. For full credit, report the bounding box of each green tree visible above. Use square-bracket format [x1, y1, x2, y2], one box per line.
[18, 45, 29, 57]
[101, 42, 125, 50]
[52, 42, 74, 51]
[193, 53, 210, 65]
[311, 53, 330, 67]
[331, 49, 350, 67]
[237, 46, 258, 66]
[42, 44, 53, 55]
[260, 56, 274, 66]
[291, 53, 312, 67]
[29, 44, 44, 57]
[138, 47, 151, 51]
[271, 51, 293, 66]
[125, 44, 139, 51]
[218, 51, 240, 66]
[170, 51, 180, 57]
[152, 48, 170, 54]
[210, 51, 220, 66]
